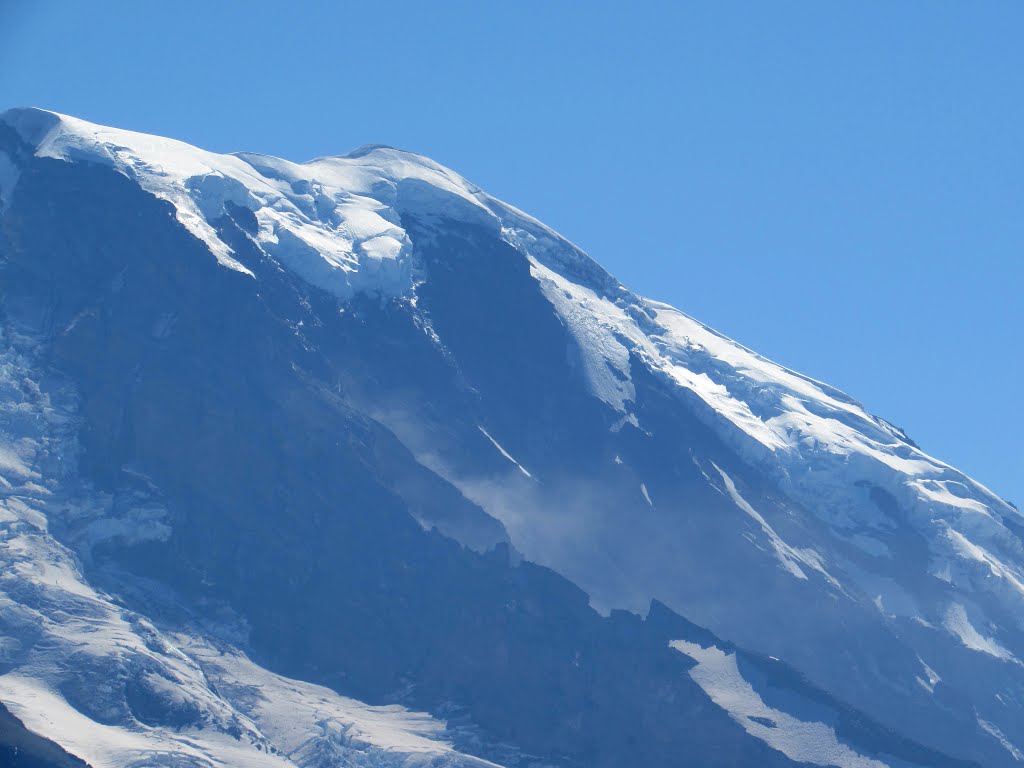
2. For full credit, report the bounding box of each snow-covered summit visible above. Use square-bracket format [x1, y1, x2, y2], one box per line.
[0, 107, 607, 301]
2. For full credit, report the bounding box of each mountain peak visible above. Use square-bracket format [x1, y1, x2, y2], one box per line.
[0, 107, 612, 301]
[1, 109, 1023, 767]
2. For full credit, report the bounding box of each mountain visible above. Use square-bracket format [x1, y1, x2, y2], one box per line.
[0, 107, 1020, 768]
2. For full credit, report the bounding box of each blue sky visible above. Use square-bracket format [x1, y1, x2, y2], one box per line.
[2, 1, 1021, 503]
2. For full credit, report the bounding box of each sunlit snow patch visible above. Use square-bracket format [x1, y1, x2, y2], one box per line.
[478, 426, 533, 478]
[713, 463, 837, 587]
[943, 603, 1017, 662]
[640, 483, 653, 507]
[978, 717, 1024, 763]
[670, 640, 888, 768]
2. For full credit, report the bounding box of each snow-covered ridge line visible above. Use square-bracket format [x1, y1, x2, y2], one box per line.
[0, 107, 611, 302]
[532, 241, 1024, 659]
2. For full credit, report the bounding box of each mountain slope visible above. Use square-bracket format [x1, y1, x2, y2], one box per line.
[0, 108, 1019, 767]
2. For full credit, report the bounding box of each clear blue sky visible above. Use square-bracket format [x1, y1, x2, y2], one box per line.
[2, 1, 1021, 504]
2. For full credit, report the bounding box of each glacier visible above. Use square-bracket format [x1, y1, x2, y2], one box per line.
[0, 107, 1020, 767]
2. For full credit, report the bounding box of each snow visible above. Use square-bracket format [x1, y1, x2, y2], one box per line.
[180, 637, 501, 766]
[943, 527, 1024, 598]
[978, 717, 1024, 762]
[640, 483, 652, 507]
[942, 603, 1016, 662]
[514, 226, 1021, 628]
[0, 109, 1016, 555]
[670, 640, 888, 768]
[8, 108, 257, 277]
[0, 535, 496, 767]
[528, 260, 637, 416]
[2, 109, 1015, 573]
[916, 657, 941, 694]
[0, 675, 290, 768]
[0, 108, 626, 309]
[713, 463, 838, 586]
[498, 167, 1024, 713]
[0, 110, 426, 299]
[913, 479, 995, 517]
[478, 426, 532, 479]
[6, 107, 1011, 556]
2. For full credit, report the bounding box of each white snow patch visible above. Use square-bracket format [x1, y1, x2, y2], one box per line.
[914, 479, 995, 518]
[943, 527, 1024, 598]
[915, 657, 941, 694]
[670, 640, 888, 768]
[529, 260, 637, 416]
[178, 636, 502, 767]
[478, 426, 532, 478]
[978, 717, 1024, 762]
[713, 463, 837, 586]
[943, 603, 1016, 662]
[640, 483, 652, 507]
